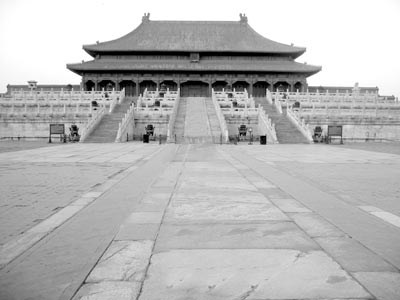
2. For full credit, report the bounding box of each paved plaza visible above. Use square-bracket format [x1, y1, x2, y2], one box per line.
[0, 141, 399, 300]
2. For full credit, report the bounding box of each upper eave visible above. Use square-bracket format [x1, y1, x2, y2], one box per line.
[83, 18, 306, 58]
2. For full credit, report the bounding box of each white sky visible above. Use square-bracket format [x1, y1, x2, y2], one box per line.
[0, 0, 399, 96]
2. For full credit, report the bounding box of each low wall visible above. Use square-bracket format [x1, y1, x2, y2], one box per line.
[132, 116, 170, 139]
[0, 117, 88, 139]
[308, 123, 400, 141]
[225, 116, 259, 138]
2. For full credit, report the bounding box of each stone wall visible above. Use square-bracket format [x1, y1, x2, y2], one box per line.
[308, 123, 400, 141]
[0, 117, 88, 139]
[132, 116, 170, 139]
[225, 116, 259, 138]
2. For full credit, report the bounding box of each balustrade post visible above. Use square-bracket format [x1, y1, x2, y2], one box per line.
[64, 104, 66, 115]
[37, 104, 40, 116]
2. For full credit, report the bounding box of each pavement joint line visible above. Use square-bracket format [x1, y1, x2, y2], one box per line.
[358, 206, 400, 229]
[0, 146, 165, 270]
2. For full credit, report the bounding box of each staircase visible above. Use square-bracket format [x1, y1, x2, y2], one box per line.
[173, 97, 221, 143]
[84, 99, 132, 143]
[254, 98, 309, 144]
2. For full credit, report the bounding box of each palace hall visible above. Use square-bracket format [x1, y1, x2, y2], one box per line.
[67, 13, 321, 97]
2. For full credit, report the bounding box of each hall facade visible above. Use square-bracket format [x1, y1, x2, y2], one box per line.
[67, 14, 321, 97]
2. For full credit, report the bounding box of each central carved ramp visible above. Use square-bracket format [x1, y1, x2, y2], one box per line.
[174, 97, 221, 144]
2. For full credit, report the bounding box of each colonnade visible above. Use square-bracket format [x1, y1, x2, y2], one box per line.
[82, 75, 308, 97]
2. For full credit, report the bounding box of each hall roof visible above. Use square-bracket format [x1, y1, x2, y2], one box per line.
[83, 15, 306, 58]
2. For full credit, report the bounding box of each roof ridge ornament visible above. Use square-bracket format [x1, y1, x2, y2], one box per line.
[239, 13, 248, 24]
[142, 13, 150, 23]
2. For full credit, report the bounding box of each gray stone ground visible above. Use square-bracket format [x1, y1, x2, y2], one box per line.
[0, 141, 399, 300]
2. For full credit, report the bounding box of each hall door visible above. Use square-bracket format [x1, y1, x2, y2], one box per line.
[181, 81, 209, 97]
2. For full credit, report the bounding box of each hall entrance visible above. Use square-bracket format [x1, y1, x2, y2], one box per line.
[180, 81, 209, 97]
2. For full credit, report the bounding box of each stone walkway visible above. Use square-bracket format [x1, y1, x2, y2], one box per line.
[0, 142, 399, 300]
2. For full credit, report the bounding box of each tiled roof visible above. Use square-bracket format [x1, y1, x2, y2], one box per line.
[67, 59, 321, 74]
[83, 18, 306, 57]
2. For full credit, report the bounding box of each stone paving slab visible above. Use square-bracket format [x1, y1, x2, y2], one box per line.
[86, 240, 153, 283]
[73, 281, 142, 300]
[155, 222, 319, 251]
[115, 223, 160, 241]
[352, 272, 400, 300]
[315, 236, 397, 272]
[268, 197, 313, 213]
[164, 199, 289, 222]
[179, 177, 258, 191]
[140, 249, 371, 300]
[288, 212, 348, 237]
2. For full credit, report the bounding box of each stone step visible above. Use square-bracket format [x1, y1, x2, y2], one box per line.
[254, 97, 309, 144]
[83, 98, 135, 143]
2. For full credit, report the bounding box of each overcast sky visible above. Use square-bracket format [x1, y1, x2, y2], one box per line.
[0, 0, 399, 96]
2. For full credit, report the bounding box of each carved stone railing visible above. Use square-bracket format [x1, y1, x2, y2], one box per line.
[271, 92, 283, 114]
[211, 89, 229, 142]
[166, 89, 180, 142]
[266, 89, 274, 105]
[9, 88, 124, 103]
[115, 102, 135, 142]
[118, 88, 125, 104]
[286, 105, 313, 143]
[79, 105, 107, 142]
[257, 104, 278, 143]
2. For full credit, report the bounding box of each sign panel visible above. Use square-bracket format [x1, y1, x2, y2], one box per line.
[50, 124, 65, 135]
[328, 125, 342, 137]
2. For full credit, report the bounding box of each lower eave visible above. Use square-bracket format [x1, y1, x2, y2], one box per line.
[67, 60, 321, 76]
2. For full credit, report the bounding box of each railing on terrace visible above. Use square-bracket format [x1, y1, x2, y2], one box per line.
[211, 89, 229, 143]
[269, 90, 283, 114]
[220, 107, 259, 117]
[8, 88, 124, 105]
[213, 89, 248, 99]
[286, 105, 313, 143]
[257, 104, 278, 144]
[298, 107, 400, 118]
[79, 106, 107, 142]
[0, 102, 99, 116]
[115, 102, 135, 142]
[143, 88, 179, 98]
[167, 89, 181, 142]
[296, 102, 400, 109]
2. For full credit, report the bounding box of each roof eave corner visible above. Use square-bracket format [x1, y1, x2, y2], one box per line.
[293, 48, 306, 59]
[82, 45, 97, 57]
[66, 64, 82, 75]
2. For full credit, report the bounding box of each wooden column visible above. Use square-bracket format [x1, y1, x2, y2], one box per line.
[135, 80, 140, 96]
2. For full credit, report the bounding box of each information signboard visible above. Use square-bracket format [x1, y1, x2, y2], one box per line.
[50, 124, 65, 135]
[327, 125, 342, 137]
[327, 125, 343, 144]
[49, 124, 65, 143]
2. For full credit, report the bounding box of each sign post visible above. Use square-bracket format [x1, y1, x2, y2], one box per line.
[49, 124, 65, 143]
[327, 125, 343, 144]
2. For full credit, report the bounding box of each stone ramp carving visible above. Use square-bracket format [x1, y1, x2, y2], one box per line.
[173, 97, 222, 144]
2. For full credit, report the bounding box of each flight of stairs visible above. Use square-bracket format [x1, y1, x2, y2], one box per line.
[173, 97, 222, 144]
[254, 98, 309, 144]
[84, 99, 133, 143]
